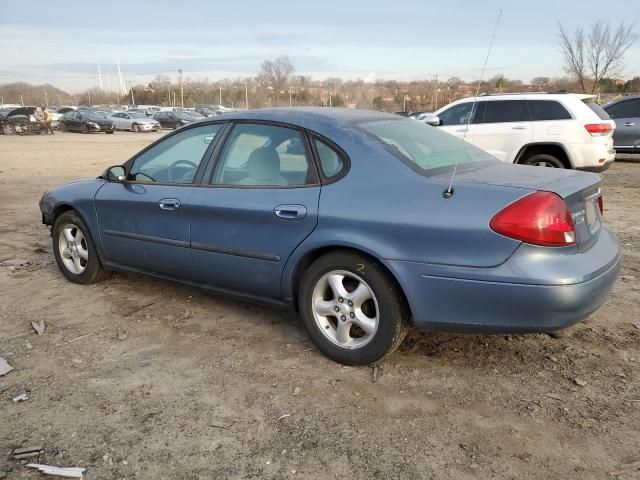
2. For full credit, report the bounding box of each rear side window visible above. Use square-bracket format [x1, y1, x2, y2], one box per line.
[313, 138, 344, 178]
[604, 99, 640, 119]
[527, 100, 572, 121]
[583, 101, 611, 120]
[478, 100, 530, 123]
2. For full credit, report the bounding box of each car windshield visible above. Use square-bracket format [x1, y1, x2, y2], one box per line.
[174, 111, 191, 119]
[188, 111, 204, 118]
[128, 112, 146, 118]
[357, 118, 497, 172]
[85, 111, 107, 120]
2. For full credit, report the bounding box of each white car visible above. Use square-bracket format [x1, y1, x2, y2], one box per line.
[429, 93, 616, 171]
[110, 112, 160, 132]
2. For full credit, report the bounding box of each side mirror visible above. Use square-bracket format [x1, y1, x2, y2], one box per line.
[423, 114, 441, 126]
[104, 165, 126, 182]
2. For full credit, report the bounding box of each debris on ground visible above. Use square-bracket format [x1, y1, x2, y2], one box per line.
[12, 392, 28, 402]
[0, 357, 13, 376]
[371, 364, 382, 383]
[292, 386, 301, 396]
[11, 446, 43, 460]
[574, 378, 588, 387]
[25, 464, 85, 478]
[31, 320, 46, 335]
[277, 414, 291, 421]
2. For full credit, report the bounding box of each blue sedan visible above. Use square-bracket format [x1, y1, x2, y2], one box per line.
[39, 108, 621, 365]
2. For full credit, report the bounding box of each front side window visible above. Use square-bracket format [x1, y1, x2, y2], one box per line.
[212, 123, 313, 186]
[605, 99, 640, 119]
[478, 100, 530, 123]
[314, 138, 345, 178]
[438, 102, 475, 126]
[358, 117, 496, 171]
[129, 124, 223, 184]
[527, 100, 572, 121]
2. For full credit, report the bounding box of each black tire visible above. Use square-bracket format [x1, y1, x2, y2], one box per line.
[105, 130, 115, 134]
[298, 251, 408, 365]
[173, 122, 180, 130]
[52, 211, 108, 284]
[520, 153, 565, 168]
[81, 123, 89, 134]
[132, 123, 140, 133]
[59, 123, 67, 132]
[3, 124, 15, 135]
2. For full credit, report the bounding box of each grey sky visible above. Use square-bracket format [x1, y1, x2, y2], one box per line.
[1, 0, 638, 91]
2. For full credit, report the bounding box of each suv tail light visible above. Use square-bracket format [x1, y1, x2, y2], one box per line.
[490, 192, 576, 247]
[584, 123, 613, 136]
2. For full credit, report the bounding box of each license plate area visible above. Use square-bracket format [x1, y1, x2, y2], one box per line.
[584, 194, 600, 235]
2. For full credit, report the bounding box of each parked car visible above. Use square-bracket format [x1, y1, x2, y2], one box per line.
[0, 106, 43, 135]
[153, 111, 195, 129]
[195, 104, 227, 117]
[430, 93, 616, 171]
[39, 108, 620, 365]
[603, 95, 640, 153]
[110, 112, 161, 132]
[59, 110, 115, 134]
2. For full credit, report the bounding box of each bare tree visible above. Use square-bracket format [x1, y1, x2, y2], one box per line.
[257, 56, 295, 106]
[558, 21, 638, 93]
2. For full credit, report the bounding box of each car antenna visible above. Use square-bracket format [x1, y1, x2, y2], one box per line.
[443, 8, 502, 199]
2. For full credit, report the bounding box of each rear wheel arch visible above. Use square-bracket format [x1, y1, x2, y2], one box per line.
[515, 143, 573, 169]
[290, 245, 413, 323]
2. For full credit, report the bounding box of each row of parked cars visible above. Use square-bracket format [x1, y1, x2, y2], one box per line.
[396, 92, 640, 171]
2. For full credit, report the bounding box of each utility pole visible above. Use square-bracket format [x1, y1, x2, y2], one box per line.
[43, 89, 48, 107]
[88, 91, 91, 105]
[245, 82, 249, 109]
[289, 87, 292, 107]
[19, 95, 24, 106]
[178, 69, 184, 108]
[218, 86, 222, 106]
[328, 89, 332, 108]
[128, 81, 135, 105]
[434, 74, 439, 110]
[57, 94, 62, 106]
[117, 61, 124, 95]
[98, 63, 103, 91]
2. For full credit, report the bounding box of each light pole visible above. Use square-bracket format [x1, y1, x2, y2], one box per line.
[219, 86, 223, 106]
[245, 82, 249, 110]
[178, 69, 184, 108]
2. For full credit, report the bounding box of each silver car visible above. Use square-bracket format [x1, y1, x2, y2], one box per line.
[110, 112, 160, 132]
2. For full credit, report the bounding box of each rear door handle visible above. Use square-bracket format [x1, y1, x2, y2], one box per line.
[512, 126, 528, 130]
[274, 204, 307, 221]
[623, 122, 636, 126]
[158, 198, 181, 211]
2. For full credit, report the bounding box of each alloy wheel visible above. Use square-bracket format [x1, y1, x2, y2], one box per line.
[58, 224, 89, 274]
[311, 270, 379, 349]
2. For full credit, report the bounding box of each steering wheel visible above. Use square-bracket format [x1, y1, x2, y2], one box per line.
[168, 159, 199, 183]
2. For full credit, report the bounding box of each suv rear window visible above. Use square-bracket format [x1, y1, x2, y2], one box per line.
[583, 100, 611, 120]
[527, 100, 572, 121]
[357, 118, 496, 172]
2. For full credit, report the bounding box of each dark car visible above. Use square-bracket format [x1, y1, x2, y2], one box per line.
[39, 108, 620, 365]
[604, 96, 640, 153]
[60, 110, 115, 134]
[0, 106, 44, 135]
[153, 111, 195, 129]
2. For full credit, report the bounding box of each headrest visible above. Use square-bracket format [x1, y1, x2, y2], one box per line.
[247, 147, 281, 181]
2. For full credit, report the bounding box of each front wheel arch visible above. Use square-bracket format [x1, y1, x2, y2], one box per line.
[291, 246, 413, 323]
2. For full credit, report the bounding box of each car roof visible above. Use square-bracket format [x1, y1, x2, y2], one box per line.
[214, 107, 397, 126]
[604, 95, 640, 106]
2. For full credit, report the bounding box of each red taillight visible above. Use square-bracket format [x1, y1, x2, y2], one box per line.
[585, 123, 612, 136]
[490, 192, 576, 247]
[598, 195, 603, 215]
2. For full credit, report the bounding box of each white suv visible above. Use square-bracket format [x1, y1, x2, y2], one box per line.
[430, 93, 616, 171]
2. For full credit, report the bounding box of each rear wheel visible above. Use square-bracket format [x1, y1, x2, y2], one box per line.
[298, 251, 408, 365]
[52, 211, 108, 284]
[3, 124, 15, 135]
[81, 123, 89, 134]
[520, 153, 565, 168]
[59, 123, 67, 132]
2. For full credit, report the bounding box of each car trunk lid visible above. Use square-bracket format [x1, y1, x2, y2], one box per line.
[432, 163, 603, 250]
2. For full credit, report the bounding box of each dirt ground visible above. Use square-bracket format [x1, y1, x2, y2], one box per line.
[0, 132, 639, 480]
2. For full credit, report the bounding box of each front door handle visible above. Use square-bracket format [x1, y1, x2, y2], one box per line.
[158, 198, 181, 211]
[512, 126, 528, 130]
[274, 204, 307, 221]
[623, 122, 636, 126]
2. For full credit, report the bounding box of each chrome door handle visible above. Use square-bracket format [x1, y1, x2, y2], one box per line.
[512, 126, 528, 130]
[623, 122, 636, 126]
[158, 198, 181, 211]
[274, 204, 307, 221]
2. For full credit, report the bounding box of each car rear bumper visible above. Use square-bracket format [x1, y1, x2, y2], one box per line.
[568, 141, 616, 170]
[385, 227, 621, 333]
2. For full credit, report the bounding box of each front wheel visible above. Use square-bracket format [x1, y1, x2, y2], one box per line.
[81, 124, 89, 134]
[132, 123, 140, 133]
[298, 251, 408, 365]
[52, 211, 108, 284]
[3, 124, 15, 135]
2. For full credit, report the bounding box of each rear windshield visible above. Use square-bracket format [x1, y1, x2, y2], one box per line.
[583, 100, 611, 120]
[357, 118, 496, 172]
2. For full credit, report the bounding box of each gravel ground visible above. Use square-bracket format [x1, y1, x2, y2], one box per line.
[1, 132, 639, 479]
